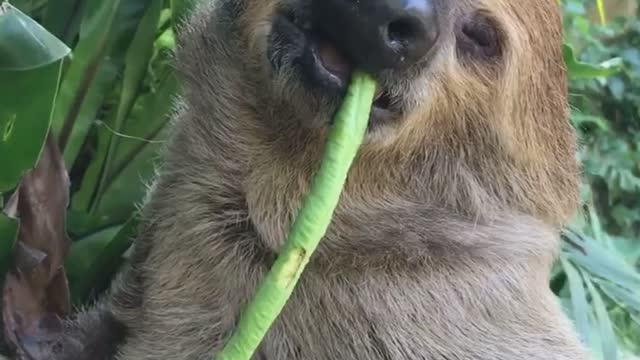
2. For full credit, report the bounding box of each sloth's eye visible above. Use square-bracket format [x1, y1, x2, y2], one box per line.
[456, 12, 503, 60]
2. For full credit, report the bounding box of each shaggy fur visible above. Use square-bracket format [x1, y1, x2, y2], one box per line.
[52, 0, 589, 358]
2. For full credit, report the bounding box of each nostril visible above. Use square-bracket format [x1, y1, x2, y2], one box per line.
[386, 17, 423, 48]
[383, 14, 438, 68]
[310, 0, 438, 73]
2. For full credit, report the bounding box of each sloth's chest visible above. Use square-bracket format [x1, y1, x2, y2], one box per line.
[250, 279, 539, 360]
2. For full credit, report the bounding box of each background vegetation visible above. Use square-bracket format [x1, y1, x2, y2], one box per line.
[0, 0, 639, 359]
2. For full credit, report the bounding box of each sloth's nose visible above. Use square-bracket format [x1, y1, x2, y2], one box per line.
[312, 0, 439, 74]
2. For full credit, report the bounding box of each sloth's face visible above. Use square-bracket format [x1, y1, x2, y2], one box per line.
[176, 0, 574, 229]
[258, 0, 511, 133]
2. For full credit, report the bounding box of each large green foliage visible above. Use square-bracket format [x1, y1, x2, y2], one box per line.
[0, 0, 638, 358]
[558, 0, 640, 358]
[0, 0, 179, 303]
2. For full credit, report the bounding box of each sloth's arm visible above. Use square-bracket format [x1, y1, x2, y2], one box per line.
[34, 302, 125, 360]
[59, 306, 124, 360]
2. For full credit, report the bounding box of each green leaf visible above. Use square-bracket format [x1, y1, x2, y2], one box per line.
[0, 2, 71, 70]
[51, 0, 154, 169]
[560, 256, 591, 345]
[66, 215, 137, 303]
[597, 281, 640, 316]
[584, 274, 618, 360]
[170, 0, 199, 25]
[6, 0, 46, 15]
[0, 61, 65, 192]
[90, 0, 164, 212]
[51, 0, 123, 167]
[44, 0, 88, 45]
[66, 225, 122, 286]
[71, 71, 176, 219]
[0, 4, 69, 191]
[562, 231, 640, 293]
[571, 111, 610, 131]
[564, 43, 622, 79]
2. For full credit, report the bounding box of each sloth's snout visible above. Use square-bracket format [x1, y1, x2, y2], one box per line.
[311, 0, 439, 74]
[268, 0, 436, 125]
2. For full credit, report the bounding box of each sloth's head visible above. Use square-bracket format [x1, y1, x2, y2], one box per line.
[176, 0, 578, 229]
[237, 0, 565, 135]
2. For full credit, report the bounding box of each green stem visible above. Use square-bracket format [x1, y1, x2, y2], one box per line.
[215, 71, 376, 360]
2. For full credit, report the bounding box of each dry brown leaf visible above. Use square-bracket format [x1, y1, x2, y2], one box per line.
[2, 134, 72, 360]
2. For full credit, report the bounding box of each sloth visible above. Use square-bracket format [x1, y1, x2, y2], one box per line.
[52, 0, 589, 359]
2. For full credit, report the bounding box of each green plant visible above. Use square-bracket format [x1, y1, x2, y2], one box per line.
[556, 1, 640, 358]
[1, 0, 180, 305]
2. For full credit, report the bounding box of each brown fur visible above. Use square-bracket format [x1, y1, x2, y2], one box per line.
[53, 0, 589, 359]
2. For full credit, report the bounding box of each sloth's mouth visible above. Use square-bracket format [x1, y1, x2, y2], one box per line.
[269, 11, 400, 127]
[311, 38, 394, 112]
